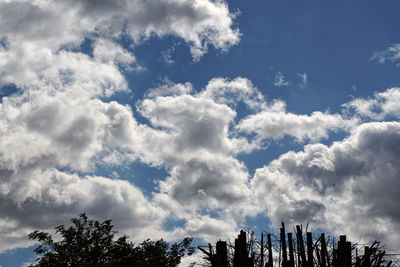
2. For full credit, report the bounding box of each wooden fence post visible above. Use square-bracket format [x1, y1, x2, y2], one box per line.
[261, 233, 264, 267]
[337, 235, 351, 267]
[216, 241, 228, 267]
[281, 222, 288, 267]
[296, 225, 306, 266]
[267, 233, 273, 267]
[320, 233, 327, 267]
[233, 230, 247, 267]
[307, 232, 313, 267]
[288, 232, 295, 267]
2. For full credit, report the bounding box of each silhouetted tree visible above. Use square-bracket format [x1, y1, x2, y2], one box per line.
[28, 213, 194, 267]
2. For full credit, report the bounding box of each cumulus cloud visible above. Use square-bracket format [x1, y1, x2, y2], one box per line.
[0, 168, 167, 251]
[0, 68, 382, 254]
[251, 122, 400, 248]
[0, 0, 243, 252]
[0, 0, 241, 97]
[0, 0, 240, 62]
[137, 83, 253, 210]
[343, 87, 400, 120]
[199, 77, 266, 111]
[237, 101, 358, 143]
[2, 0, 400, 255]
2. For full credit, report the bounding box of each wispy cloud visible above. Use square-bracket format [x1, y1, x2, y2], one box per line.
[297, 72, 308, 88]
[371, 44, 400, 66]
[161, 43, 180, 64]
[273, 71, 289, 87]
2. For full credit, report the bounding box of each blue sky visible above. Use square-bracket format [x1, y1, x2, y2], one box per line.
[1, 1, 400, 266]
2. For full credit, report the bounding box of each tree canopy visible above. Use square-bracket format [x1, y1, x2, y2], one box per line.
[28, 213, 194, 267]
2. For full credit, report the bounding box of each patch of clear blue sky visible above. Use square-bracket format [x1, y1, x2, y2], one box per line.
[2, 1, 400, 265]
[0, 246, 36, 267]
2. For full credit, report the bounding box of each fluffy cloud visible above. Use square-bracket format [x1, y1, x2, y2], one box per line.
[0, 168, 167, 252]
[0, 90, 170, 251]
[0, 0, 242, 252]
[0, 69, 385, 253]
[252, 122, 400, 248]
[343, 87, 400, 120]
[0, 0, 240, 62]
[2, 0, 400, 255]
[237, 101, 358, 143]
[137, 84, 253, 209]
[198, 77, 266, 111]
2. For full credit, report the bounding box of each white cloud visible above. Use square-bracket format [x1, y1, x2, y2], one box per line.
[0, 69, 390, 254]
[371, 43, 400, 66]
[0, 0, 242, 251]
[0, 0, 240, 63]
[343, 87, 400, 120]
[0, 42, 130, 98]
[251, 122, 400, 248]
[273, 71, 289, 87]
[2, 0, 400, 254]
[199, 77, 267, 111]
[237, 101, 358, 143]
[145, 80, 193, 98]
[137, 85, 254, 210]
[0, 76, 257, 251]
[161, 43, 180, 64]
[0, 168, 167, 252]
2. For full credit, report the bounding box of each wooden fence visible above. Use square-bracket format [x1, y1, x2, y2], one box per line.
[199, 222, 396, 267]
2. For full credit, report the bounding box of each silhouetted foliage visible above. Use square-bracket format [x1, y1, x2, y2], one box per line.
[28, 213, 194, 267]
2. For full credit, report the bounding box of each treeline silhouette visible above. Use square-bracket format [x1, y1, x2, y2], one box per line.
[199, 222, 398, 267]
[28, 213, 194, 267]
[28, 214, 399, 266]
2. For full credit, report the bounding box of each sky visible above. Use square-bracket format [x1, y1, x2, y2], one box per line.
[1, 0, 400, 266]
